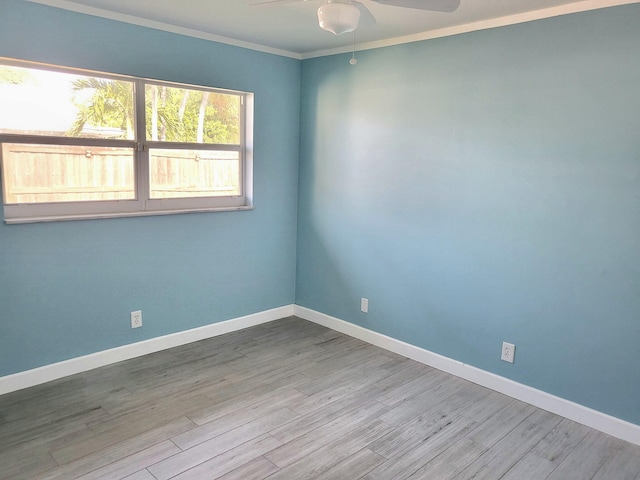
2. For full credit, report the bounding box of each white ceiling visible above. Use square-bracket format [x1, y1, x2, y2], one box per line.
[27, 0, 637, 58]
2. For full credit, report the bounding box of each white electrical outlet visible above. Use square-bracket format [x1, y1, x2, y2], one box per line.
[501, 341, 515, 363]
[360, 298, 369, 313]
[131, 310, 142, 329]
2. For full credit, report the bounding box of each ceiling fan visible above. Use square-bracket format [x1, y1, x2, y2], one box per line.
[248, 0, 460, 36]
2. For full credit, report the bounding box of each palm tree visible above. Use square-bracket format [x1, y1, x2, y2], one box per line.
[197, 91, 209, 143]
[146, 84, 182, 141]
[68, 78, 238, 144]
[68, 78, 135, 139]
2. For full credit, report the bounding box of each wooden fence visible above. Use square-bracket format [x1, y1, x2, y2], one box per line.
[150, 148, 239, 199]
[2, 143, 239, 204]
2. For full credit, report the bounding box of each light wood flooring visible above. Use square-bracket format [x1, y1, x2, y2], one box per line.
[1, 316, 639, 479]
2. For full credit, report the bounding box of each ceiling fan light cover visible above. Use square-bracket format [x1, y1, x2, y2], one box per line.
[317, 3, 361, 35]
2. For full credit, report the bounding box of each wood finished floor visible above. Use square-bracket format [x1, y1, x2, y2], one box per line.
[1, 317, 639, 480]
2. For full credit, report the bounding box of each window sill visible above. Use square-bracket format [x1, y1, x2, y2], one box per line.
[4, 205, 254, 224]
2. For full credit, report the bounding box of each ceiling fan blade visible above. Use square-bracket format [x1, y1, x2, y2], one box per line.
[369, 0, 460, 12]
[351, 1, 377, 27]
[248, 0, 307, 7]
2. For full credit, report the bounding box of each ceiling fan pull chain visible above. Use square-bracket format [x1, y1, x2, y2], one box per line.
[350, 31, 358, 65]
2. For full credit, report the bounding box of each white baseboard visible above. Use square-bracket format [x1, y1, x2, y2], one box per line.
[0, 304, 295, 396]
[3, 303, 638, 447]
[294, 305, 640, 447]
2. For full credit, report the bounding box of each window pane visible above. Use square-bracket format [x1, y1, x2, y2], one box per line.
[149, 148, 240, 199]
[0, 64, 134, 140]
[145, 85, 240, 144]
[2, 143, 135, 204]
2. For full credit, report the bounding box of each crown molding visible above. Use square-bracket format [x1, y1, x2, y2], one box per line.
[24, 0, 640, 60]
[24, 0, 303, 59]
[302, 0, 640, 59]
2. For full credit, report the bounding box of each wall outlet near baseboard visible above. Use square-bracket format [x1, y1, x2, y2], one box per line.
[131, 310, 142, 329]
[360, 298, 369, 313]
[501, 341, 515, 363]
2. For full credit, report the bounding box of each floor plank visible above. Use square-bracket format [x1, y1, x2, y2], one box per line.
[38, 416, 196, 480]
[170, 434, 282, 480]
[546, 430, 620, 480]
[148, 407, 299, 480]
[74, 441, 180, 480]
[452, 409, 562, 480]
[217, 457, 280, 480]
[312, 448, 386, 480]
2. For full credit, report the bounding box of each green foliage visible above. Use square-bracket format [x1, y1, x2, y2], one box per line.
[67, 78, 240, 144]
[145, 85, 240, 144]
[68, 78, 134, 138]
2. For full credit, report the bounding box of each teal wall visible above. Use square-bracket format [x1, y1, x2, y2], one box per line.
[0, 1, 300, 375]
[2, 0, 639, 428]
[296, 4, 640, 425]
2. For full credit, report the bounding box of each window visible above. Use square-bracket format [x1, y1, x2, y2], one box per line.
[0, 60, 253, 223]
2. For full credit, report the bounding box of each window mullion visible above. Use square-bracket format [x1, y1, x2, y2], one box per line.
[135, 80, 149, 208]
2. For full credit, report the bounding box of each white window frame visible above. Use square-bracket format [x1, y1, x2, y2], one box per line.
[0, 59, 253, 224]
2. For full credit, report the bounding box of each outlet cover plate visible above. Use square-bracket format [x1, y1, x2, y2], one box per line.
[360, 298, 369, 313]
[501, 341, 515, 363]
[131, 310, 142, 329]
